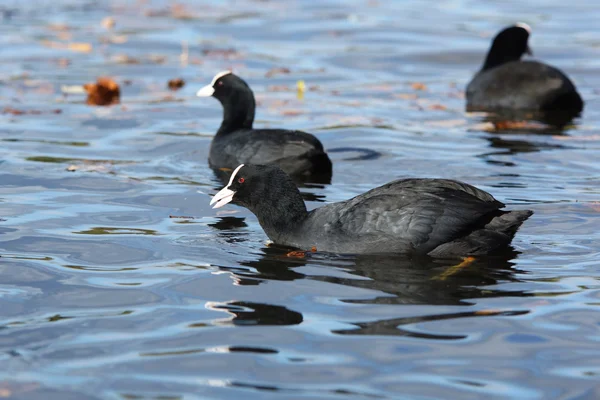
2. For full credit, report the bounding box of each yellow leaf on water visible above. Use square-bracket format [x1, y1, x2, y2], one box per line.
[41, 40, 92, 53]
[297, 80, 305, 100]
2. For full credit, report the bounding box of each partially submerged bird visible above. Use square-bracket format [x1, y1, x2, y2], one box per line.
[209, 164, 532, 257]
[466, 24, 583, 124]
[197, 71, 332, 183]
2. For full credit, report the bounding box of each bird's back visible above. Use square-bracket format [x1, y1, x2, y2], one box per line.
[298, 178, 506, 254]
[209, 129, 331, 181]
[467, 60, 582, 112]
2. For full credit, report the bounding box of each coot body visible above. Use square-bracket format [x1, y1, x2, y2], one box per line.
[466, 24, 583, 120]
[210, 164, 533, 257]
[197, 71, 332, 183]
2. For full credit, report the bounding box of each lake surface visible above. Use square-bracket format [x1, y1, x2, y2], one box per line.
[1, 0, 600, 399]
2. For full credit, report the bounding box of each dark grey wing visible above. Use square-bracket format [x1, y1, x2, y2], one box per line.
[325, 179, 504, 253]
[467, 61, 578, 110]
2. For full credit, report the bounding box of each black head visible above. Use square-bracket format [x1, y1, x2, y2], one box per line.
[482, 24, 532, 71]
[197, 71, 256, 134]
[210, 164, 308, 238]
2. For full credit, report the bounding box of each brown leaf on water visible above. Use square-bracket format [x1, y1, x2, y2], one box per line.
[286, 250, 307, 258]
[168, 78, 185, 90]
[41, 40, 92, 53]
[3, 107, 61, 116]
[281, 109, 303, 116]
[410, 82, 427, 91]
[169, 215, 197, 219]
[265, 67, 291, 78]
[83, 77, 120, 106]
[428, 104, 447, 111]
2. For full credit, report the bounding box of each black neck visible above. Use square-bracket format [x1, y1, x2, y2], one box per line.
[248, 176, 308, 241]
[216, 91, 255, 136]
[482, 51, 522, 71]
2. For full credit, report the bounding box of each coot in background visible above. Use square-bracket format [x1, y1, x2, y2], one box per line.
[209, 164, 533, 257]
[466, 24, 583, 125]
[197, 71, 332, 183]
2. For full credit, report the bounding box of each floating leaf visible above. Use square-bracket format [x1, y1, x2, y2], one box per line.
[265, 67, 291, 78]
[41, 40, 92, 53]
[168, 78, 185, 90]
[410, 82, 427, 91]
[83, 77, 120, 106]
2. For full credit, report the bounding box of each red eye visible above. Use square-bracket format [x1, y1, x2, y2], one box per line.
[238, 177, 245, 184]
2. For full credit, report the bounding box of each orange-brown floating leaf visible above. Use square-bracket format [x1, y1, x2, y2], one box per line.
[168, 78, 185, 90]
[310, 246, 317, 252]
[66, 42, 92, 53]
[41, 40, 92, 53]
[281, 109, 303, 116]
[265, 67, 291, 78]
[218, 167, 233, 172]
[101, 16, 116, 29]
[286, 250, 307, 258]
[83, 77, 120, 106]
[410, 82, 427, 91]
[428, 104, 447, 111]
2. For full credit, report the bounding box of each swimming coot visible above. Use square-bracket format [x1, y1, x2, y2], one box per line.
[197, 71, 332, 183]
[209, 164, 533, 256]
[466, 24, 583, 121]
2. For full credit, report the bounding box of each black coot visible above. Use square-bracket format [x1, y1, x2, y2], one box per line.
[209, 164, 533, 257]
[197, 71, 332, 183]
[466, 24, 583, 123]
